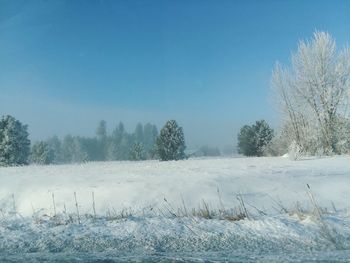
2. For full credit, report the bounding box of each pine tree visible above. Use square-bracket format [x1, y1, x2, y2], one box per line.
[46, 136, 63, 163]
[238, 120, 274, 157]
[134, 123, 144, 143]
[71, 137, 89, 163]
[156, 120, 186, 161]
[0, 115, 30, 166]
[143, 123, 158, 158]
[96, 120, 107, 160]
[61, 135, 74, 163]
[130, 142, 145, 161]
[254, 120, 274, 156]
[237, 125, 257, 156]
[96, 120, 107, 140]
[107, 122, 124, 160]
[30, 141, 54, 164]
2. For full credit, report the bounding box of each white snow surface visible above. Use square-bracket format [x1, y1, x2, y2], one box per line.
[0, 155, 349, 217]
[0, 156, 350, 260]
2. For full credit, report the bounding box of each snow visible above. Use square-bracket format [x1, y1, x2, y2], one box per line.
[0, 156, 349, 260]
[0, 155, 349, 217]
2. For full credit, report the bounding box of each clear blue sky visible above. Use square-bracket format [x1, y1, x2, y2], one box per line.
[1, 0, 349, 148]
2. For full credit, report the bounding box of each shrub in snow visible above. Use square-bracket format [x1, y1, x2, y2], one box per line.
[237, 120, 274, 157]
[156, 120, 186, 161]
[30, 141, 54, 165]
[0, 115, 30, 166]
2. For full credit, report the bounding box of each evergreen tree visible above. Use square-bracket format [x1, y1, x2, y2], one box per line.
[30, 141, 54, 164]
[237, 120, 274, 156]
[130, 142, 145, 161]
[237, 125, 257, 156]
[96, 120, 107, 160]
[61, 135, 74, 163]
[156, 120, 186, 161]
[0, 115, 30, 166]
[199, 145, 221, 156]
[143, 123, 158, 158]
[254, 120, 274, 156]
[107, 122, 126, 160]
[61, 135, 89, 163]
[46, 136, 63, 163]
[71, 137, 89, 163]
[96, 120, 107, 140]
[134, 123, 144, 143]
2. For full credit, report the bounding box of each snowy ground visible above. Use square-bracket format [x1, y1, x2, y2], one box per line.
[0, 156, 350, 262]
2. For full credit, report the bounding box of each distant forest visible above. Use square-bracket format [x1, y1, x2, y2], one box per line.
[0, 116, 222, 166]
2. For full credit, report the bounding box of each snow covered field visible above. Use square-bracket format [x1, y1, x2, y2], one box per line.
[0, 156, 350, 262]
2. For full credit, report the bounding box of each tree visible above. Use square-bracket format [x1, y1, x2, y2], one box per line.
[130, 142, 145, 161]
[156, 120, 186, 161]
[96, 120, 107, 160]
[272, 31, 350, 155]
[199, 145, 221, 156]
[143, 123, 158, 158]
[46, 136, 63, 163]
[30, 141, 54, 165]
[237, 120, 274, 157]
[237, 125, 257, 156]
[96, 120, 107, 140]
[0, 115, 31, 166]
[61, 135, 74, 163]
[134, 123, 144, 144]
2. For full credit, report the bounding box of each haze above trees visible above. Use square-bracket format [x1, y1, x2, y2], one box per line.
[1, 31, 350, 165]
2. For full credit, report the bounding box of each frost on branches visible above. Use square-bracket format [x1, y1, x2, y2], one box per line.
[156, 120, 186, 161]
[130, 142, 146, 161]
[30, 141, 54, 165]
[272, 31, 350, 156]
[0, 115, 30, 166]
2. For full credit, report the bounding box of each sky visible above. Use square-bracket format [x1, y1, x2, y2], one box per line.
[1, 0, 350, 148]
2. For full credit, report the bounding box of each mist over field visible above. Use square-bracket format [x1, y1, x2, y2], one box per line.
[1, 0, 350, 262]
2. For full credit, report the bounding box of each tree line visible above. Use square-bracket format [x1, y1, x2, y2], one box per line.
[0, 116, 187, 166]
[2, 31, 349, 164]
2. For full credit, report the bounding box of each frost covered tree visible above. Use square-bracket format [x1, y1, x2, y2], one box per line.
[237, 120, 274, 157]
[143, 123, 158, 158]
[130, 142, 145, 161]
[199, 145, 221, 156]
[96, 120, 107, 160]
[61, 135, 88, 163]
[0, 115, 30, 166]
[30, 141, 54, 165]
[156, 120, 186, 161]
[107, 122, 135, 160]
[134, 123, 144, 144]
[272, 31, 350, 155]
[46, 136, 63, 163]
[107, 122, 124, 160]
[96, 120, 107, 140]
[70, 137, 88, 163]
